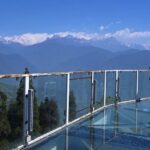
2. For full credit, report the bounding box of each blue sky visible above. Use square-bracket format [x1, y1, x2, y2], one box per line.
[1, 0, 150, 49]
[0, 0, 150, 35]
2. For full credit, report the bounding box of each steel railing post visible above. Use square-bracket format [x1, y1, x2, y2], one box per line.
[91, 72, 95, 112]
[66, 73, 70, 124]
[136, 70, 139, 99]
[104, 71, 107, 106]
[115, 70, 119, 104]
[23, 75, 30, 146]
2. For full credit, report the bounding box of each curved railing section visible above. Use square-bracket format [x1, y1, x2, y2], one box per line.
[0, 69, 150, 149]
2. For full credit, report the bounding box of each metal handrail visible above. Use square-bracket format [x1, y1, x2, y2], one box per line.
[0, 69, 150, 79]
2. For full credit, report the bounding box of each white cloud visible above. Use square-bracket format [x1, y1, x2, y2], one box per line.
[1, 28, 150, 49]
[68, 29, 150, 49]
[109, 28, 150, 48]
[3, 33, 51, 45]
[99, 21, 121, 31]
[1, 32, 99, 45]
[100, 26, 105, 31]
[110, 28, 150, 40]
[52, 32, 100, 40]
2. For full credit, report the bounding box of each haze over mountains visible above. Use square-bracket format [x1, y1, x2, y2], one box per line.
[0, 34, 149, 74]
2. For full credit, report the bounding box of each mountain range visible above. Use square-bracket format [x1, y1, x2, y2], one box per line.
[0, 35, 149, 74]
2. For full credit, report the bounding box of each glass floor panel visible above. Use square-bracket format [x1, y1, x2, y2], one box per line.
[30, 99, 150, 150]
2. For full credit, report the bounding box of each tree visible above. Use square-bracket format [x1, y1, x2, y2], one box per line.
[0, 91, 11, 149]
[69, 90, 76, 121]
[39, 97, 59, 133]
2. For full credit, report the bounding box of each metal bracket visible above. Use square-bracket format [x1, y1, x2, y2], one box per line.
[136, 97, 141, 103]
[28, 89, 34, 132]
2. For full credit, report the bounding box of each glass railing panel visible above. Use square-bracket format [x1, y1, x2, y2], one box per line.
[0, 77, 23, 149]
[69, 73, 91, 121]
[69, 110, 106, 149]
[30, 100, 150, 150]
[117, 102, 136, 134]
[119, 71, 136, 101]
[68, 123, 100, 150]
[31, 131, 66, 150]
[94, 72, 104, 109]
[90, 107, 116, 143]
[139, 71, 150, 98]
[103, 107, 116, 143]
[117, 100, 150, 137]
[31, 74, 67, 139]
[106, 71, 116, 105]
[136, 99, 150, 132]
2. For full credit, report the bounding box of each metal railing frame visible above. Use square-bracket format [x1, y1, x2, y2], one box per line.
[0, 69, 150, 149]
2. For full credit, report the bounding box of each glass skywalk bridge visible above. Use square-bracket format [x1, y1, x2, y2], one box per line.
[0, 69, 150, 150]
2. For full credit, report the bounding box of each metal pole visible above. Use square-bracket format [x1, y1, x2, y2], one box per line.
[65, 128, 69, 150]
[23, 76, 30, 146]
[91, 72, 95, 111]
[136, 70, 139, 132]
[103, 108, 106, 144]
[66, 73, 70, 124]
[115, 71, 119, 104]
[104, 71, 107, 106]
[136, 70, 139, 98]
[135, 104, 138, 133]
[114, 70, 119, 136]
[28, 89, 34, 132]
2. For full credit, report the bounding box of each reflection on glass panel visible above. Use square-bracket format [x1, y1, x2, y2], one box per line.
[137, 100, 150, 124]
[92, 107, 116, 144]
[68, 110, 106, 150]
[31, 131, 66, 150]
[106, 72, 116, 105]
[31, 75, 67, 139]
[139, 71, 150, 98]
[94, 72, 104, 109]
[136, 100, 150, 136]
[119, 71, 136, 101]
[69, 125, 98, 150]
[117, 100, 150, 137]
[104, 107, 116, 143]
[29, 100, 150, 150]
[118, 103, 136, 134]
[69, 73, 91, 121]
[0, 78, 23, 149]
